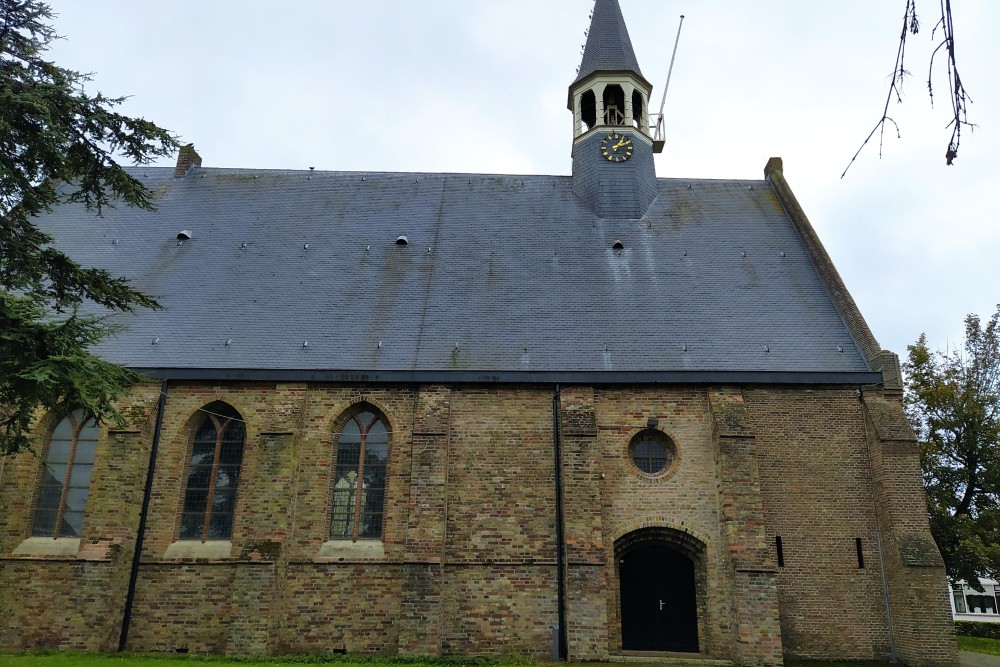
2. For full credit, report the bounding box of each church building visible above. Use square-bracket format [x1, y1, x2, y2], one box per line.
[0, 1, 957, 664]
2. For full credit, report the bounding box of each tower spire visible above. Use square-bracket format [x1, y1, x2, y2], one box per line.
[573, 0, 645, 86]
[568, 0, 657, 219]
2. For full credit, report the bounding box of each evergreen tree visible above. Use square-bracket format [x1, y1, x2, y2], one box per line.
[0, 0, 177, 454]
[906, 307, 1000, 589]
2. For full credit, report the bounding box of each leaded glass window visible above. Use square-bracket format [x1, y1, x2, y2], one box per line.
[629, 430, 676, 476]
[179, 403, 245, 541]
[331, 410, 389, 541]
[32, 410, 98, 538]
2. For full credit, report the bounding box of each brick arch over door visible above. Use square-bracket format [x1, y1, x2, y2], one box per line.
[613, 527, 708, 654]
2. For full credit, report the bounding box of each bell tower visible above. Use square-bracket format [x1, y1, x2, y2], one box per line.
[570, 0, 657, 219]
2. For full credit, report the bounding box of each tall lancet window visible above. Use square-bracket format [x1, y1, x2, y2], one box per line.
[32, 410, 98, 538]
[331, 409, 389, 541]
[180, 403, 245, 541]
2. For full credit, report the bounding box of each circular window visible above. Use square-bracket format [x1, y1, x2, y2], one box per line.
[629, 430, 676, 476]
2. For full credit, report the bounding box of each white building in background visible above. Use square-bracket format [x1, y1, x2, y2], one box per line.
[952, 579, 1000, 622]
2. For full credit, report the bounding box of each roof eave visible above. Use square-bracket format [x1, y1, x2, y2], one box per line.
[133, 367, 884, 386]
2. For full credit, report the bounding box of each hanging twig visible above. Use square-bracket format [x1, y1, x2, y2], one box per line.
[928, 0, 973, 164]
[842, 0, 918, 178]
[844, 0, 974, 176]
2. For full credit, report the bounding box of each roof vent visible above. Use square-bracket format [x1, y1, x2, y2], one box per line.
[395, 236, 409, 246]
[177, 230, 192, 241]
[612, 240, 625, 250]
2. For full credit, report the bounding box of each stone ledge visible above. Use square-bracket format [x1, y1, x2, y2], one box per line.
[316, 540, 384, 560]
[12, 537, 80, 557]
[163, 540, 232, 560]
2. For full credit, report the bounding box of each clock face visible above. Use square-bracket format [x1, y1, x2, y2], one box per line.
[600, 132, 634, 162]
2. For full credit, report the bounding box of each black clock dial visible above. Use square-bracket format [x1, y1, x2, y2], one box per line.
[600, 132, 634, 162]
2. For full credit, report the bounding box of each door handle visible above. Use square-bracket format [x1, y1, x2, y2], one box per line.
[659, 599, 665, 611]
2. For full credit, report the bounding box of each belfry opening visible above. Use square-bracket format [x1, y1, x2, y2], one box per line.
[615, 528, 703, 653]
[602, 84, 626, 126]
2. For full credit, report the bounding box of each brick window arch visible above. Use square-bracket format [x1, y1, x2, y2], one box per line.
[330, 408, 390, 541]
[179, 402, 245, 541]
[32, 410, 98, 538]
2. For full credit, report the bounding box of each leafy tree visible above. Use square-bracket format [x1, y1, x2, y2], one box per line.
[906, 306, 1000, 589]
[0, 0, 177, 454]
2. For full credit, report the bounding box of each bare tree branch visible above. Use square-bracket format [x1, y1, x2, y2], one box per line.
[933, 0, 974, 164]
[844, 0, 974, 176]
[842, 0, 917, 178]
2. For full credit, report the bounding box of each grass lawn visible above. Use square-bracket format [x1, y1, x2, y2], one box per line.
[0, 656, 427, 667]
[958, 635, 1000, 656]
[0, 656, 526, 667]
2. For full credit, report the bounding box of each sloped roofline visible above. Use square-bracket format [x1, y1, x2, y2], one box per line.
[765, 157, 900, 391]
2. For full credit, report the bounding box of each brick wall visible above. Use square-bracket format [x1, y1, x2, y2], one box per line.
[746, 388, 894, 660]
[0, 381, 956, 664]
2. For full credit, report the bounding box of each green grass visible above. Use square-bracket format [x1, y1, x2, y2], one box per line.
[0, 656, 524, 667]
[0, 658, 402, 667]
[959, 635, 1000, 656]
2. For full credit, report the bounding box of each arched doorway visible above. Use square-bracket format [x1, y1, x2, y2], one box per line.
[616, 529, 702, 652]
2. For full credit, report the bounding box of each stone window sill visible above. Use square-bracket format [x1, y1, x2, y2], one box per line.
[315, 540, 385, 561]
[11, 537, 81, 557]
[163, 540, 233, 560]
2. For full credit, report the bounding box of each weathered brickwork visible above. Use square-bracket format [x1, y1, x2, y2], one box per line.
[746, 388, 891, 659]
[708, 389, 783, 667]
[0, 382, 956, 664]
[862, 392, 958, 667]
[440, 565, 556, 657]
[594, 387, 735, 659]
[278, 565, 403, 654]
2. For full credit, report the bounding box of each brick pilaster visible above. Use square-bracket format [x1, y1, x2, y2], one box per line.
[398, 384, 452, 655]
[709, 388, 783, 666]
[559, 385, 609, 660]
[862, 393, 958, 667]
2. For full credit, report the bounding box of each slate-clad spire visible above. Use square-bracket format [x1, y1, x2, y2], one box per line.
[569, 0, 657, 218]
[573, 0, 644, 85]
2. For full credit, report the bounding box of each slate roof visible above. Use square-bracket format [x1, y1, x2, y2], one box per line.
[573, 0, 644, 86]
[34, 167, 875, 382]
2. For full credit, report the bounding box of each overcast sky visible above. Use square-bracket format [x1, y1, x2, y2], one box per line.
[44, 1, 998, 360]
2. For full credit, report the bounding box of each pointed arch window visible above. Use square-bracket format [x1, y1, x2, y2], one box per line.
[180, 403, 245, 541]
[331, 409, 389, 541]
[32, 410, 98, 538]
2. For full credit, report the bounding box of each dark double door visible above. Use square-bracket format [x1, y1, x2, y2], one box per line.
[619, 543, 699, 652]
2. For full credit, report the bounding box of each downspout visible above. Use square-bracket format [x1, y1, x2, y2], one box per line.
[119, 380, 168, 652]
[552, 384, 568, 660]
[859, 387, 897, 662]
